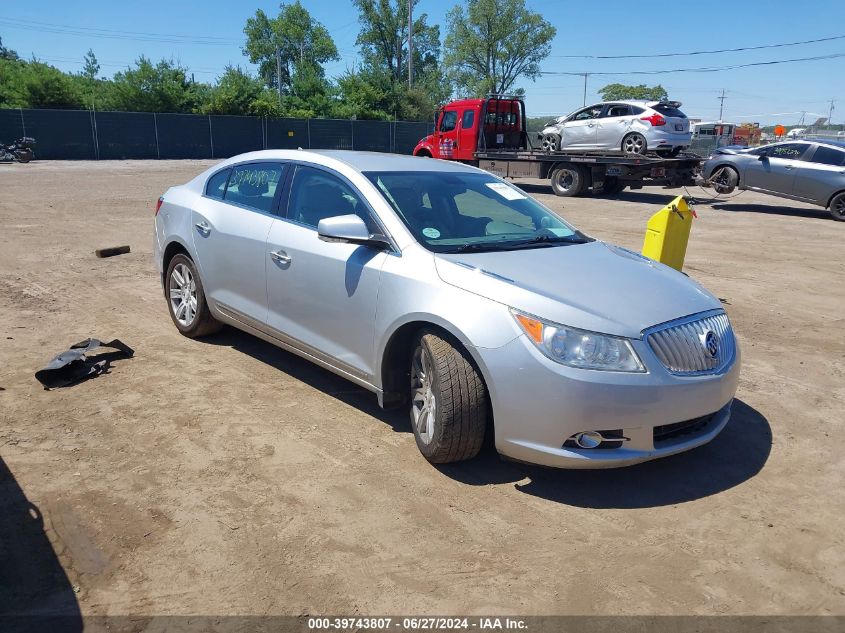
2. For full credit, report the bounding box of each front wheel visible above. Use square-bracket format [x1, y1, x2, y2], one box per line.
[409, 332, 487, 464]
[165, 254, 222, 338]
[829, 192, 845, 221]
[622, 133, 647, 155]
[541, 133, 561, 152]
[710, 165, 739, 194]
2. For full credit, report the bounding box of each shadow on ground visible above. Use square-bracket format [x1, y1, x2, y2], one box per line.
[514, 183, 681, 206]
[0, 458, 82, 633]
[709, 201, 831, 220]
[205, 328, 771, 509]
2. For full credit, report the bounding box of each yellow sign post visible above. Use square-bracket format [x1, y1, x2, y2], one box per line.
[641, 196, 696, 271]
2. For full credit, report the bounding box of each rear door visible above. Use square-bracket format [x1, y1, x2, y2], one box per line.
[191, 161, 286, 323]
[596, 103, 634, 148]
[744, 143, 808, 195]
[560, 105, 602, 149]
[793, 144, 845, 204]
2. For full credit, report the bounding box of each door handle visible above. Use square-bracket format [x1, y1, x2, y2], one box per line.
[195, 221, 211, 235]
[270, 250, 291, 265]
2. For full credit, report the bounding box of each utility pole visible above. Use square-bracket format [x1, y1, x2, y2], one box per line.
[717, 88, 726, 121]
[408, 0, 413, 88]
[275, 45, 283, 107]
[828, 98, 835, 128]
[582, 73, 588, 107]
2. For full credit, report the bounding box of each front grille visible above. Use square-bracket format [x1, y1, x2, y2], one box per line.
[653, 413, 715, 444]
[646, 310, 735, 375]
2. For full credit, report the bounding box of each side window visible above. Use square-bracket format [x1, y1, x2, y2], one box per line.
[810, 146, 845, 166]
[439, 110, 458, 132]
[224, 163, 284, 213]
[603, 104, 631, 118]
[461, 110, 475, 129]
[287, 165, 375, 230]
[769, 143, 808, 160]
[205, 168, 230, 199]
[631, 105, 646, 115]
[572, 106, 602, 121]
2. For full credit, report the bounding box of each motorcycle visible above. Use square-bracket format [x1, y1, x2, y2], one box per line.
[1, 137, 36, 163]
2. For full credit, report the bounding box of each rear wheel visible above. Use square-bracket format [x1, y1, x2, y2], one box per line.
[14, 149, 33, 163]
[710, 165, 739, 194]
[165, 254, 222, 338]
[829, 192, 845, 221]
[409, 331, 487, 464]
[550, 164, 586, 197]
[622, 132, 647, 155]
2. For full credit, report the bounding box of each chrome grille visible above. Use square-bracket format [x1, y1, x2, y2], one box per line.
[646, 311, 735, 375]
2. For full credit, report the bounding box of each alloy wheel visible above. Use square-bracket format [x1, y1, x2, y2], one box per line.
[623, 134, 646, 154]
[169, 263, 198, 327]
[411, 345, 436, 445]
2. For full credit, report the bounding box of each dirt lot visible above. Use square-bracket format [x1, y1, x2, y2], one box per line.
[1, 159, 843, 618]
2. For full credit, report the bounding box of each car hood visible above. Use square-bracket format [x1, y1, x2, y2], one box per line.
[434, 241, 720, 338]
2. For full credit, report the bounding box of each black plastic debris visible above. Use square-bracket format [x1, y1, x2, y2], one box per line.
[35, 339, 134, 390]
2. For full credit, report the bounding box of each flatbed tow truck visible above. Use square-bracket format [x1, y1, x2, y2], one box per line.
[413, 96, 703, 197]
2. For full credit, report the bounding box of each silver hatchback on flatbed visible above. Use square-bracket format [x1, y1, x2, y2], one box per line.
[154, 150, 739, 468]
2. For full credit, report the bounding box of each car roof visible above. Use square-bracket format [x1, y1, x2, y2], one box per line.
[807, 139, 845, 150]
[210, 149, 482, 174]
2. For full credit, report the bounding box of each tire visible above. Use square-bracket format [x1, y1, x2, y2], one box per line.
[165, 253, 222, 338]
[602, 178, 626, 195]
[622, 132, 647, 155]
[409, 331, 487, 464]
[541, 133, 560, 152]
[710, 165, 739, 194]
[829, 191, 845, 222]
[14, 149, 33, 163]
[550, 164, 586, 197]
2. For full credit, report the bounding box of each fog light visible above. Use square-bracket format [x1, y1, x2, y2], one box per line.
[573, 431, 604, 449]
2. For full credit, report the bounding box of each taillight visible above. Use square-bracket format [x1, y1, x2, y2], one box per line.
[640, 114, 666, 126]
[155, 196, 164, 215]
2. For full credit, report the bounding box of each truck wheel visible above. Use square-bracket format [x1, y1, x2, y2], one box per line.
[409, 331, 487, 464]
[550, 164, 586, 197]
[622, 133, 647, 155]
[829, 192, 845, 221]
[710, 165, 738, 194]
[541, 134, 560, 152]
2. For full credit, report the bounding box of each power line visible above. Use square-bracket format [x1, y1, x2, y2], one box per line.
[548, 34, 845, 59]
[539, 52, 845, 76]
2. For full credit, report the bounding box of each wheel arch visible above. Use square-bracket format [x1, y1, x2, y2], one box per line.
[826, 188, 845, 209]
[161, 238, 194, 292]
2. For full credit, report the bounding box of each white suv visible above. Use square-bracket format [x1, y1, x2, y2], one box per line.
[538, 100, 692, 157]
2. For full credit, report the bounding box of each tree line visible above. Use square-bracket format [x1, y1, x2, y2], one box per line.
[0, 0, 560, 121]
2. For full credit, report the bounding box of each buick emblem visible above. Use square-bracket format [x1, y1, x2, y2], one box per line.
[702, 330, 720, 360]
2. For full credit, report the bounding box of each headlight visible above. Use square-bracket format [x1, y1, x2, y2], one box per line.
[511, 310, 645, 372]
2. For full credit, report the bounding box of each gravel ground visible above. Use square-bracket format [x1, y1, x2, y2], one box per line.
[0, 159, 843, 617]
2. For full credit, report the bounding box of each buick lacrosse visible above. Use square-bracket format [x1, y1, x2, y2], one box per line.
[154, 150, 740, 468]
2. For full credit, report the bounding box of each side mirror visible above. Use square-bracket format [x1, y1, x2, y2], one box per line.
[317, 214, 389, 249]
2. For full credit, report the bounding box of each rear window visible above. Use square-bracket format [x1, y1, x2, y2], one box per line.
[810, 146, 845, 166]
[653, 104, 687, 119]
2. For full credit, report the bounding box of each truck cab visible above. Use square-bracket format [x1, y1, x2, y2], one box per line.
[414, 96, 526, 161]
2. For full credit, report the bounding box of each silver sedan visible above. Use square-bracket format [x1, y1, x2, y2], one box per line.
[154, 150, 740, 468]
[703, 140, 845, 221]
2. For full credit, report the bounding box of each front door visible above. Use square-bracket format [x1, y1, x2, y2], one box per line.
[561, 105, 602, 149]
[745, 143, 808, 195]
[435, 108, 459, 159]
[191, 161, 286, 323]
[456, 108, 478, 160]
[264, 164, 387, 382]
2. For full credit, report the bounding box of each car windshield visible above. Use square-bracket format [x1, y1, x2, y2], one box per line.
[365, 171, 591, 253]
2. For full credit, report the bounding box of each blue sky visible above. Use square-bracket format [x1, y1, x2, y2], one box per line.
[1, 0, 843, 125]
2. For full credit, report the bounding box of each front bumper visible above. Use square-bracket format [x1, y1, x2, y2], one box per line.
[478, 332, 740, 469]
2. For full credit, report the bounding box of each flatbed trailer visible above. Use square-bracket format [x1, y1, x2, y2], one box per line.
[471, 149, 702, 197]
[414, 95, 703, 197]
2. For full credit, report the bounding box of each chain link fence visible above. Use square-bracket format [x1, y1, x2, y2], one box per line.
[0, 108, 435, 160]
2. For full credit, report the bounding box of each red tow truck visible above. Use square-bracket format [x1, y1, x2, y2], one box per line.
[413, 96, 702, 197]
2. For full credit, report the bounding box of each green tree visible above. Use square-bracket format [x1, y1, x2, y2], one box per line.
[598, 83, 668, 102]
[110, 57, 206, 112]
[201, 65, 265, 115]
[23, 61, 84, 108]
[243, 1, 338, 96]
[444, 0, 555, 96]
[0, 36, 19, 61]
[82, 49, 100, 80]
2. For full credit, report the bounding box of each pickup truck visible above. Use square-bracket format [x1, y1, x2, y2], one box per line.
[413, 96, 702, 197]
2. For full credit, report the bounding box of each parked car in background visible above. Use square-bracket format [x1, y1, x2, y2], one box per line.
[155, 150, 740, 469]
[703, 140, 845, 221]
[538, 100, 692, 156]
